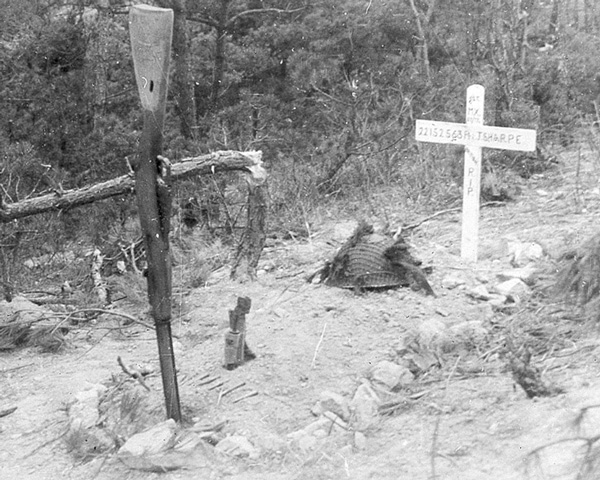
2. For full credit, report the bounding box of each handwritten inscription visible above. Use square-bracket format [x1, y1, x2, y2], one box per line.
[415, 120, 536, 152]
[465, 166, 476, 196]
[417, 124, 523, 145]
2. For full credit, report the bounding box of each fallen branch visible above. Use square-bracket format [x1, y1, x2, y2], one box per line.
[0, 406, 17, 417]
[232, 390, 258, 403]
[217, 382, 246, 405]
[403, 201, 506, 231]
[0, 151, 264, 222]
[117, 355, 151, 391]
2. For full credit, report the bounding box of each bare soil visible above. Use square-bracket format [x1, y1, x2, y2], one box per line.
[3, 144, 600, 480]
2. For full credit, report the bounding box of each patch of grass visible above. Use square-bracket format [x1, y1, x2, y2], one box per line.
[64, 424, 114, 461]
[555, 232, 600, 322]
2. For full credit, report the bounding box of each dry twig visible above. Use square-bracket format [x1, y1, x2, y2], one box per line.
[117, 356, 150, 391]
[311, 321, 327, 369]
[430, 356, 461, 480]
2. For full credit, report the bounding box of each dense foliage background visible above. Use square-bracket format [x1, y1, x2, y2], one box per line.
[1, 0, 599, 292]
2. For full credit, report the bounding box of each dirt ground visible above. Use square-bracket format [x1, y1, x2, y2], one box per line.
[3, 143, 600, 480]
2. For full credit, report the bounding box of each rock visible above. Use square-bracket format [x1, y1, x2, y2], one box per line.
[509, 241, 544, 267]
[118, 419, 177, 457]
[68, 383, 107, 430]
[488, 294, 508, 307]
[448, 321, 488, 345]
[23, 259, 36, 269]
[253, 431, 287, 453]
[495, 278, 532, 299]
[407, 349, 440, 374]
[118, 450, 202, 472]
[441, 274, 466, 290]
[497, 266, 537, 286]
[339, 444, 353, 456]
[288, 414, 347, 442]
[215, 435, 260, 459]
[369, 361, 414, 390]
[466, 284, 493, 300]
[354, 431, 367, 450]
[298, 434, 318, 451]
[0, 296, 46, 324]
[350, 383, 380, 431]
[172, 340, 184, 358]
[416, 318, 448, 345]
[312, 391, 351, 421]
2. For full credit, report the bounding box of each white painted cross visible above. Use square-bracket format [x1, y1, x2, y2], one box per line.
[415, 84, 537, 262]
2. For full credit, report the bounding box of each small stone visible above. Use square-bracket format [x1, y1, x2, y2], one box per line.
[313, 390, 351, 421]
[441, 274, 466, 290]
[118, 419, 177, 457]
[215, 435, 260, 459]
[488, 294, 508, 307]
[416, 318, 448, 345]
[495, 278, 531, 298]
[350, 383, 380, 431]
[339, 444, 353, 456]
[510, 242, 544, 267]
[408, 349, 440, 374]
[23, 259, 36, 269]
[172, 340, 184, 358]
[354, 431, 367, 450]
[466, 285, 492, 300]
[68, 383, 107, 430]
[369, 361, 414, 390]
[497, 266, 537, 286]
[298, 434, 317, 451]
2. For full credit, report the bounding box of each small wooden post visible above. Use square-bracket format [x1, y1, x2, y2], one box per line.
[224, 296, 252, 370]
[129, 4, 181, 422]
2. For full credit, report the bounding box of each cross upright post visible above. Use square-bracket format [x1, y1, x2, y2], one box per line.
[461, 84, 484, 262]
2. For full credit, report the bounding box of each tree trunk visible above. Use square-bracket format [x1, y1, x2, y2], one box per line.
[231, 180, 267, 281]
[211, 0, 232, 108]
[157, 0, 196, 139]
[171, 0, 196, 139]
[548, 0, 559, 37]
[407, 0, 432, 83]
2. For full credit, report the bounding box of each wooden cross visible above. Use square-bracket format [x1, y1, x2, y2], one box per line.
[415, 84, 537, 262]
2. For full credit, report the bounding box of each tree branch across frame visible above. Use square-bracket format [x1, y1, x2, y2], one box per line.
[0, 151, 265, 223]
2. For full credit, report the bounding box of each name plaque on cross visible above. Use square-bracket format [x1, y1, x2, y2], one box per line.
[415, 120, 536, 152]
[415, 84, 537, 262]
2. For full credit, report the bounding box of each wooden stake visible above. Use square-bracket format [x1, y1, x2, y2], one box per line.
[129, 5, 181, 422]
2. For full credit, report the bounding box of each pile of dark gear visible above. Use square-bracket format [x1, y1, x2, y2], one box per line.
[309, 221, 435, 296]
